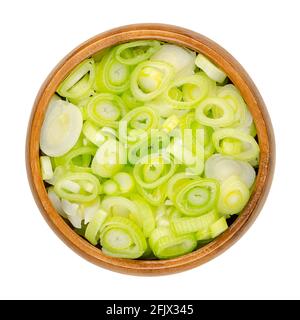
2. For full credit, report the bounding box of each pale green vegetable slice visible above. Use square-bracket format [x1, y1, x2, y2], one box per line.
[171, 209, 220, 235]
[130, 61, 174, 101]
[167, 173, 219, 217]
[115, 40, 161, 65]
[151, 44, 195, 76]
[195, 97, 235, 127]
[195, 53, 227, 83]
[217, 84, 247, 127]
[47, 187, 66, 218]
[149, 227, 197, 259]
[85, 209, 109, 245]
[113, 172, 135, 193]
[54, 172, 101, 203]
[61, 199, 83, 228]
[81, 197, 101, 224]
[94, 48, 131, 94]
[218, 175, 250, 215]
[40, 156, 53, 180]
[40, 97, 82, 157]
[91, 139, 126, 178]
[133, 154, 176, 189]
[131, 194, 155, 237]
[165, 74, 209, 109]
[57, 59, 95, 100]
[195, 216, 228, 240]
[82, 121, 106, 146]
[205, 154, 256, 188]
[100, 216, 147, 258]
[212, 128, 260, 161]
[101, 196, 139, 219]
[86, 93, 127, 128]
[103, 180, 119, 195]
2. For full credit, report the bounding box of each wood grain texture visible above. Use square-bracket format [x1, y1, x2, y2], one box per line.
[26, 24, 275, 276]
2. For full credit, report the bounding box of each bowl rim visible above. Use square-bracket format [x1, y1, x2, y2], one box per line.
[26, 23, 275, 276]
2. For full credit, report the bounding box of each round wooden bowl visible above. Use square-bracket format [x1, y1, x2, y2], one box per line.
[26, 24, 275, 276]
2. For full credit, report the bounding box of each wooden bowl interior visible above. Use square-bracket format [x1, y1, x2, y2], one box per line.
[26, 24, 275, 276]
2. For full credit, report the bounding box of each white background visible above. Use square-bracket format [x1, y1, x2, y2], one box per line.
[0, 0, 299, 300]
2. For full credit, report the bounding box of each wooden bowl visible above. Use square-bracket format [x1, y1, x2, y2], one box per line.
[26, 24, 275, 276]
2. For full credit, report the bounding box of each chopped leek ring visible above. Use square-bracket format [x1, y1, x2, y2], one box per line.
[100, 216, 147, 258]
[151, 44, 195, 75]
[82, 197, 101, 224]
[136, 183, 167, 206]
[85, 209, 108, 245]
[195, 97, 235, 128]
[167, 173, 219, 216]
[113, 172, 135, 194]
[102, 172, 135, 196]
[131, 194, 155, 237]
[61, 199, 83, 228]
[165, 74, 209, 109]
[55, 172, 101, 203]
[209, 217, 228, 238]
[103, 180, 119, 195]
[217, 84, 247, 127]
[183, 112, 215, 159]
[40, 98, 82, 157]
[218, 176, 250, 215]
[205, 154, 256, 188]
[121, 90, 143, 109]
[212, 128, 260, 161]
[87, 93, 127, 128]
[94, 49, 131, 94]
[57, 59, 95, 100]
[45, 165, 66, 185]
[162, 115, 180, 133]
[82, 121, 106, 146]
[101, 196, 138, 219]
[91, 139, 126, 178]
[119, 106, 159, 144]
[128, 130, 170, 164]
[115, 40, 161, 65]
[61, 199, 80, 216]
[195, 216, 228, 240]
[40, 156, 53, 180]
[171, 209, 219, 235]
[175, 179, 219, 216]
[149, 228, 197, 259]
[47, 187, 66, 218]
[167, 128, 205, 175]
[130, 61, 174, 101]
[53, 146, 97, 172]
[195, 53, 227, 83]
[133, 154, 176, 189]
